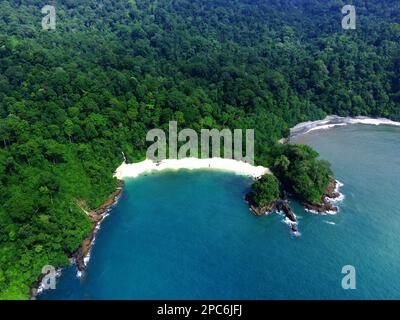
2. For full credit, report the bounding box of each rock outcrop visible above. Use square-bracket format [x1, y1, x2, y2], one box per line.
[74, 180, 124, 271]
[302, 178, 341, 213]
[276, 200, 298, 233]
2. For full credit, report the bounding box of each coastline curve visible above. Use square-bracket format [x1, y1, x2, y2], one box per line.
[114, 158, 272, 180]
[290, 115, 400, 139]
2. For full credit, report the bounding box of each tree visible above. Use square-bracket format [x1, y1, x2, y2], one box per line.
[272, 144, 333, 204]
[248, 175, 280, 208]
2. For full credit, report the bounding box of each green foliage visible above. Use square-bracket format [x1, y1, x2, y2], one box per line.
[0, 0, 399, 299]
[248, 175, 280, 208]
[272, 145, 333, 204]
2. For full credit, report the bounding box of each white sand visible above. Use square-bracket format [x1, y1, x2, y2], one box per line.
[290, 115, 400, 137]
[114, 158, 271, 180]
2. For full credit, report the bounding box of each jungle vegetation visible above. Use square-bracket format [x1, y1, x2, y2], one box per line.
[0, 0, 399, 298]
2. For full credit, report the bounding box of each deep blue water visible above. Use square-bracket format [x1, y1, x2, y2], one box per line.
[41, 124, 400, 299]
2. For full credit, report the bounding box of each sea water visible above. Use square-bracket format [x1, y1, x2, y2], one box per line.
[41, 124, 400, 299]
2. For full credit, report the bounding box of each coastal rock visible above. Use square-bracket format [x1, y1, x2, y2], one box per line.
[75, 247, 87, 272]
[89, 213, 103, 223]
[91, 181, 124, 216]
[245, 192, 276, 216]
[303, 178, 341, 214]
[29, 270, 48, 300]
[74, 180, 124, 272]
[276, 200, 298, 234]
[246, 196, 299, 234]
[324, 178, 340, 199]
[303, 201, 338, 213]
[249, 202, 276, 216]
[276, 201, 296, 222]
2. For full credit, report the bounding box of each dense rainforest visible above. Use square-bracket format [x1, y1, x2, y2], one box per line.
[0, 0, 399, 299]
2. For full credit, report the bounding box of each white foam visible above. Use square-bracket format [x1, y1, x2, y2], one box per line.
[326, 180, 345, 204]
[330, 193, 345, 202]
[326, 210, 338, 215]
[83, 254, 91, 266]
[336, 180, 344, 188]
[305, 206, 339, 215]
[307, 123, 347, 133]
[292, 231, 301, 237]
[290, 115, 400, 138]
[304, 208, 319, 215]
[282, 217, 293, 226]
[281, 218, 300, 236]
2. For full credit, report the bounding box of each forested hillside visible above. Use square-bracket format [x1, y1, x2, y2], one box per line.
[0, 0, 399, 299]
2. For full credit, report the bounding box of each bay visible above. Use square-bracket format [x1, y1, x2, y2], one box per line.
[41, 124, 400, 299]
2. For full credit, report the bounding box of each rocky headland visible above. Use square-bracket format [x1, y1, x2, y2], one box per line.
[30, 180, 124, 299]
[302, 178, 341, 214]
[247, 177, 343, 235]
[74, 180, 124, 271]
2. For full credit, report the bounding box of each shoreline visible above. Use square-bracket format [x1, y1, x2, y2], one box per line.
[247, 178, 344, 236]
[289, 115, 400, 140]
[73, 180, 124, 274]
[302, 178, 344, 215]
[32, 115, 366, 298]
[114, 157, 272, 180]
[30, 180, 124, 300]
[30, 158, 268, 299]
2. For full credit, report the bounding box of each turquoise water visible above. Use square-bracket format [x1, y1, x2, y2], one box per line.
[41, 124, 400, 299]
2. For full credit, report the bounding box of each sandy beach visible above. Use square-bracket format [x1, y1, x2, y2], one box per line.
[290, 115, 400, 138]
[114, 158, 271, 180]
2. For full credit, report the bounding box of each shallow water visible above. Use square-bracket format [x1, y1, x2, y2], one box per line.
[41, 124, 400, 299]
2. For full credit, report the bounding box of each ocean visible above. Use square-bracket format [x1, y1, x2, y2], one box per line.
[41, 124, 400, 299]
